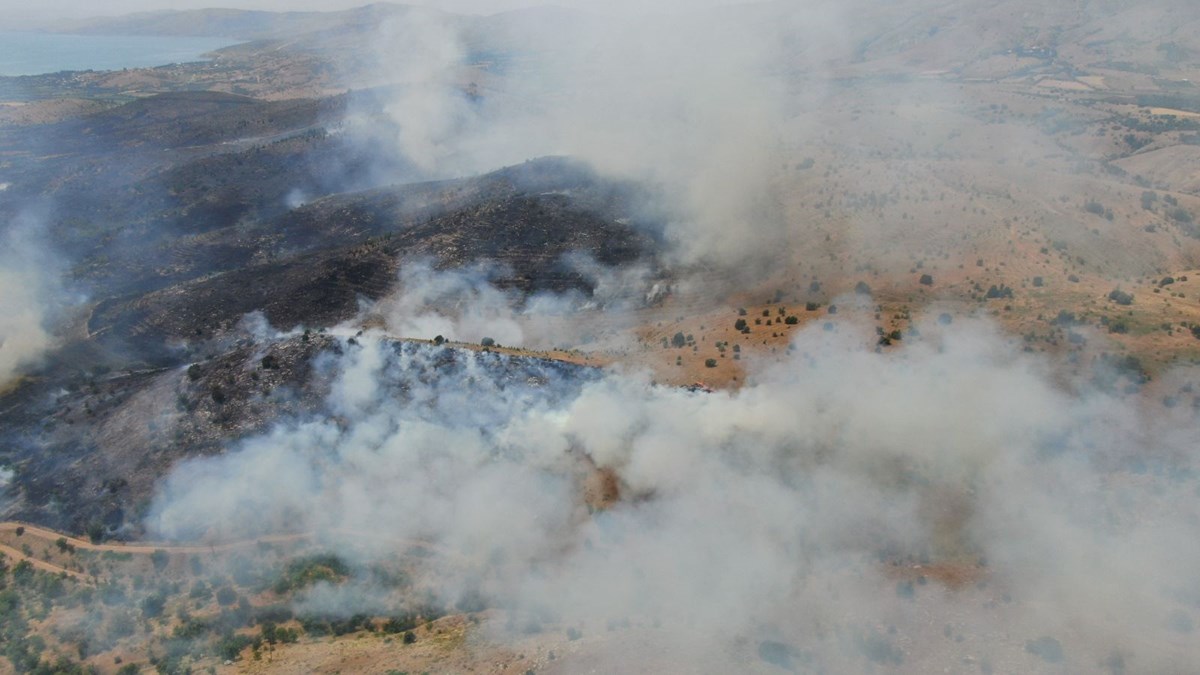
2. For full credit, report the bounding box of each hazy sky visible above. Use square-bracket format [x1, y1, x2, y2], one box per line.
[1, 1, 499, 24]
[0, 0, 739, 26]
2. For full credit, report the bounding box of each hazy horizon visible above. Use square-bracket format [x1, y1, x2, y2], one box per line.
[0, 0, 745, 29]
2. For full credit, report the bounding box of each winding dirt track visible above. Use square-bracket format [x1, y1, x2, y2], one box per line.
[0, 521, 316, 582]
[0, 521, 457, 583]
[0, 543, 91, 581]
[0, 521, 314, 555]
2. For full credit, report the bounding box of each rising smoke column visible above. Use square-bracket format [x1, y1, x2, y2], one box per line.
[364, 4, 802, 274]
[0, 215, 67, 387]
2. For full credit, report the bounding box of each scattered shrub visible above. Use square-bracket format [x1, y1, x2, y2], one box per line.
[1108, 288, 1134, 305]
[216, 586, 238, 607]
[141, 593, 166, 619]
[1025, 636, 1064, 663]
[985, 284, 1014, 299]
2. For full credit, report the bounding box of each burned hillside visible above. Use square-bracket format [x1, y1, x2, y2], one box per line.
[0, 87, 659, 541]
[0, 332, 598, 537]
[3, 1, 1200, 672]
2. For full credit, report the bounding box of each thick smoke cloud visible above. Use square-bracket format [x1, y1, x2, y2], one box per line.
[358, 258, 660, 351]
[146, 313, 1200, 671]
[368, 261, 528, 346]
[365, 4, 802, 272]
[0, 214, 68, 387]
[111, 1, 1200, 671]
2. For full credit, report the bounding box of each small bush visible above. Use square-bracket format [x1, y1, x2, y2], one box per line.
[216, 586, 238, 607]
[1025, 636, 1064, 663]
[1108, 288, 1134, 305]
[383, 614, 420, 634]
[274, 554, 349, 594]
[141, 593, 167, 619]
[218, 633, 254, 661]
[985, 284, 1014, 299]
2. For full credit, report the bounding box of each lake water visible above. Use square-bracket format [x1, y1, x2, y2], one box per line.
[0, 32, 240, 77]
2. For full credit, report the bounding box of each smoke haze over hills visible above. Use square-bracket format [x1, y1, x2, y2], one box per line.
[144, 313, 1200, 672]
[1, 0, 1200, 672]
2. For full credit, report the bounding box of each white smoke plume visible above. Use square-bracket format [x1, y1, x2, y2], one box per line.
[145, 314, 1200, 672]
[0, 215, 68, 387]
[363, 4, 802, 272]
[360, 258, 659, 351]
[370, 260, 527, 346]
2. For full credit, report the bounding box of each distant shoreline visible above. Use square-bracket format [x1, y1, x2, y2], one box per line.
[0, 31, 240, 77]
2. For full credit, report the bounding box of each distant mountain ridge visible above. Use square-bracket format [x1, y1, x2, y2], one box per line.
[48, 0, 1200, 72]
[51, 3, 450, 40]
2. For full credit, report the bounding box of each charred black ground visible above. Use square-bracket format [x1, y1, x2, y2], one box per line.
[0, 80, 658, 535]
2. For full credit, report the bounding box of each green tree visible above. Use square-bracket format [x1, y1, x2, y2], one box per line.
[141, 592, 166, 619]
[216, 586, 238, 606]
